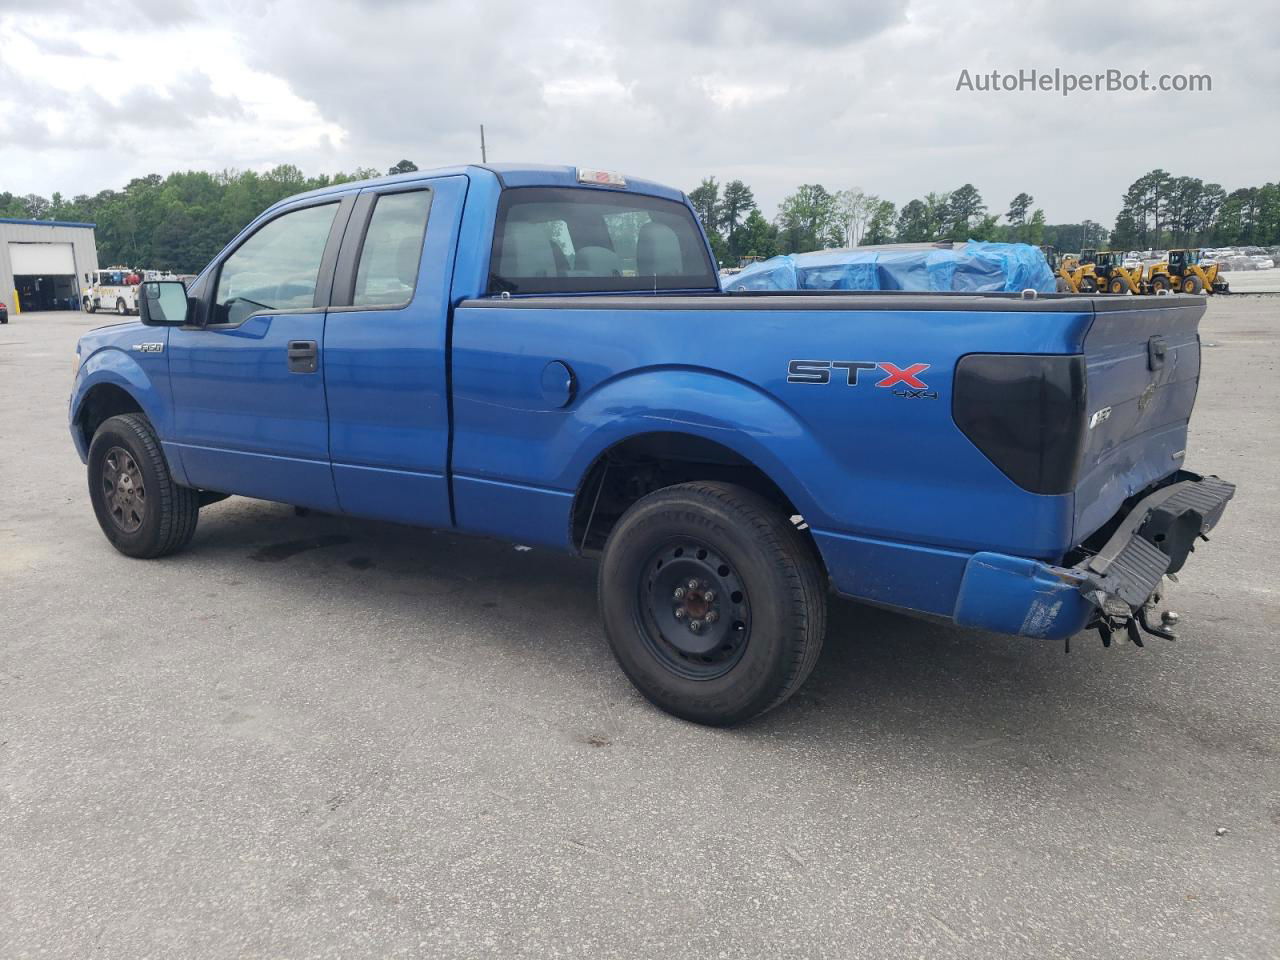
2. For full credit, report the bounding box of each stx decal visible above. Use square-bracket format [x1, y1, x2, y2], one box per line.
[787, 360, 931, 390]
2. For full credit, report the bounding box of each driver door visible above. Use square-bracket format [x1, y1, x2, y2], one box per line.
[167, 196, 353, 509]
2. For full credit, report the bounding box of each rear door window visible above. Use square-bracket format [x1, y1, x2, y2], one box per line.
[353, 189, 433, 307]
[489, 187, 717, 294]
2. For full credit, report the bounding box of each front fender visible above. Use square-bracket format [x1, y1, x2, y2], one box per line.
[70, 346, 171, 462]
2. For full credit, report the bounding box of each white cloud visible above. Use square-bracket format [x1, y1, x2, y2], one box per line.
[0, 0, 1275, 226]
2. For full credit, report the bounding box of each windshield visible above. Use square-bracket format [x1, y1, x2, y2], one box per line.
[488, 187, 717, 295]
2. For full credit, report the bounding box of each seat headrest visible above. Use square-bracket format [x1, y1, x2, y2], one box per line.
[500, 221, 558, 278]
[570, 245, 621, 277]
[637, 221, 683, 277]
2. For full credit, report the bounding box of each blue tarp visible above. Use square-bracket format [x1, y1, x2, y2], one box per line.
[722, 241, 1055, 294]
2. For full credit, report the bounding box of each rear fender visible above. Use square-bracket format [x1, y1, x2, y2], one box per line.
[566, 366, 828, 525]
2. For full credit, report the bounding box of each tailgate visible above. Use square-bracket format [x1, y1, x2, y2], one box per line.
[1074, 296, 1206, 544]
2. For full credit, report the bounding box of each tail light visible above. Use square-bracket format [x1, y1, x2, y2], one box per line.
[952, 354, 1087, 495]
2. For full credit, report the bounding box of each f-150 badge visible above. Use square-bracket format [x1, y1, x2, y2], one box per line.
[132, 342, 165, 353]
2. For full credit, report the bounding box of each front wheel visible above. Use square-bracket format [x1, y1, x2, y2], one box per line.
[1109, 276, 1128, 294]
[1182, 275, 1203, 294]
[598, 482, 827, 725]
[116, 298, 127, 315]
[87, 413, 199, 558]
[1079, 276, 1098, 293]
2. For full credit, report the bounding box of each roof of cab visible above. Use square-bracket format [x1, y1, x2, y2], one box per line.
[263, 163, 686, 213]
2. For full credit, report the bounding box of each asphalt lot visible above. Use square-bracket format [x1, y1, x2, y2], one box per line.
[1, 301, 1277, 959]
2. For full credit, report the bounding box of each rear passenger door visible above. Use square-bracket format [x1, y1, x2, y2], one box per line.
[322, 175, 468, 527]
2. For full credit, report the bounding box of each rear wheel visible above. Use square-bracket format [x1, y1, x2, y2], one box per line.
[598, 481, 827, 726]
[1182, 275, 1203, 294]
[116, 298, 127, 315]
[1108, 275, 1128, 294]
[88, 413, 199, 558]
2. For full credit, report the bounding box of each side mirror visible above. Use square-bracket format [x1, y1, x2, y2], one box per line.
[139, 280, 191, 326]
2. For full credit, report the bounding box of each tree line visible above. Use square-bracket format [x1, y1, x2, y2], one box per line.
[691, 169, 1279, 265]
[0, 159, 420, 274]
[1, 160, 1274, 273]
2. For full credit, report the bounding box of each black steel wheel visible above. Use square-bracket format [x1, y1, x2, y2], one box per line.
[599, 481, 827, 726]
[639, 538, 752, 680]
[87, 413, 199, 558]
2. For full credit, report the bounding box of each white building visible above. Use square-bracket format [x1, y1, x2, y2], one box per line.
[0, 217, 99, 313]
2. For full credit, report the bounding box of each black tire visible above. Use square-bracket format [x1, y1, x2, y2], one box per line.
[598, 481, 827, 726]
[1108, 275, 1127, 294]
[87, 300, 97, 314]
[1182, 275, 1203, 294]
[116, 298, 127, 316]
[1080, 276, 1098, 293]
[87, 413, 199, 558]
[1150, 275, 1169, 293]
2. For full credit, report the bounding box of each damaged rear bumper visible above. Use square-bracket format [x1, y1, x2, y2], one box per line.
[953, 472, 1235, 641]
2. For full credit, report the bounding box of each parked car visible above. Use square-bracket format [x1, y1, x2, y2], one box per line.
[69, 164, 1234, 725]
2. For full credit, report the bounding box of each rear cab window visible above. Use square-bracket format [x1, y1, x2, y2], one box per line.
[488, 187, 717, 295]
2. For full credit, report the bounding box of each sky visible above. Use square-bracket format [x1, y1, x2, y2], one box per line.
[0, 0, 1276, 226]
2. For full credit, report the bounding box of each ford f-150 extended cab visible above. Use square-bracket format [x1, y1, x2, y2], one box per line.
[70, 163, 1234, 725]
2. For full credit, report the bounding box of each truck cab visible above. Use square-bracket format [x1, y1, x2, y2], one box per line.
[69, 164, 1234, 726]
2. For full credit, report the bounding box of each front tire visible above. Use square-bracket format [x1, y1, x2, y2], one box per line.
[116, 298, 127, 315]
[1182, 275, 1203, 294]
[87, 413, 199, 558]
[598, 482, 827, 726]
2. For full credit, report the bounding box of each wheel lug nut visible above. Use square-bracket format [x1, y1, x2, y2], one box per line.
[673, 587, 685, 600]
[687, 579, 699, 591]
[674, 608, 686, 619]
[703, 590, 715, 602]
[705, 611, 718, 623]
[689, 619, 702, 632]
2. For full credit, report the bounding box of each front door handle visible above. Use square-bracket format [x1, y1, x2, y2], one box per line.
[287, 340, 318, 374]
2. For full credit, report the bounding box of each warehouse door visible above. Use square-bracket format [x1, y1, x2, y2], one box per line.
[8, 242, 80, 311]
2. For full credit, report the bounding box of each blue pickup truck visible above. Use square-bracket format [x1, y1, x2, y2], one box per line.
[70, 163, 1234, 724]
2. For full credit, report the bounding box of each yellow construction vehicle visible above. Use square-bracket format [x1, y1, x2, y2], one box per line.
[1145, 248, 1229, 295]
[1092, 250, 1143, 294]
[1041, 246, 1072, 292]
[1055, 251, 1098, 293]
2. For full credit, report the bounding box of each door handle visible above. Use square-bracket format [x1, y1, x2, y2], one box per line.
[287, 340, 318, 374]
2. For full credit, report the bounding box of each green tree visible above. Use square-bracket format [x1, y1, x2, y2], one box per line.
[1025, 209, 1046, 245]
[895, 199, 932, 242]
[737, 208, 779, 260]
[861, 200, 896, 245]
[720, 179, 755, 255]
[775, 184, 839, 252]
[944, 183, 986, 237]
[688, 177, 721, 239]
[388, 159, 419, 175]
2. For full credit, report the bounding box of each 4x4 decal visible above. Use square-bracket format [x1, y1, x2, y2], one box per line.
[787, 360, 931, 391]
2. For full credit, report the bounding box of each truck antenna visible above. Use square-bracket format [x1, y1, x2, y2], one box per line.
[480, 124, 487, 163]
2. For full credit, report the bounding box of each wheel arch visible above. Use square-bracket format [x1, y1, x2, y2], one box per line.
[71, 349, 172, 464]
[569, 430, 822, 568]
